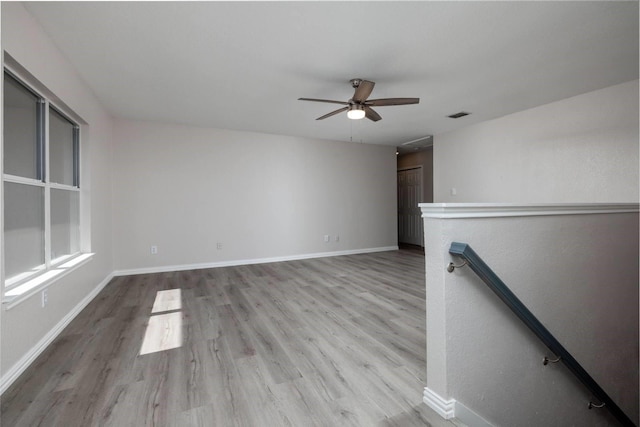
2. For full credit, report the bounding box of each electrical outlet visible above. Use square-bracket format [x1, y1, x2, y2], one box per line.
[217, 242, 223, 250]
[41, 289, 48, 308]
[335, 234, 340, 242]
[324, 235, 330, 242]
[151, 245, 158, 254]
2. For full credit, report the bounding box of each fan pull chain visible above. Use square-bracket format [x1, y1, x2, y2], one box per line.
[350, 119, 353, 142]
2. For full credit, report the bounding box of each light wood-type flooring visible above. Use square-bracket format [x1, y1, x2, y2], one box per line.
[2, 250, 456, 427]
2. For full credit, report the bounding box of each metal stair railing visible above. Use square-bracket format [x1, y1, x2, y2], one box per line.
[448, 242, 635, 427]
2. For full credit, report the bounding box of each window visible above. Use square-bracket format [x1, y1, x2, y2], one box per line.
[3, 71, 82, 291]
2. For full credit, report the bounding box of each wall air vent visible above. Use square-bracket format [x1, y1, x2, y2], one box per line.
[448, 111, 470, 119]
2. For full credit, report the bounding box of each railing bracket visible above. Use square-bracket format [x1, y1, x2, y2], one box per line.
[543, 355, 561, 365]
[588, 401, 606, 409]
[447, 260, 467, 273]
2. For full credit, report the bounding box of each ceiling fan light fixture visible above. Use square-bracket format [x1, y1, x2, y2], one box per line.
[347, 105, 365, 120]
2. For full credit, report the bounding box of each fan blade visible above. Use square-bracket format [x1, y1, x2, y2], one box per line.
[352, 80, 375, 103]
[365, 106, 382, 122]
[299, 97, 349, 105]
[366, 98, 419, 106]
[316, 106, 349, 120]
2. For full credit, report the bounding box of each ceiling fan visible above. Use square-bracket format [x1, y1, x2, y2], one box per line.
[298, 78, 419, 122]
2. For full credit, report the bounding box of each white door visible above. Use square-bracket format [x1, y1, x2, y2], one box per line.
[397, 167, 423, 246]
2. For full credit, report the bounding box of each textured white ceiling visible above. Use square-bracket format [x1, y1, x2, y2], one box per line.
[23, 1, 639, 146]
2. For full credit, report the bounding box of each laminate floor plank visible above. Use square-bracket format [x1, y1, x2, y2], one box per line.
[188, 296, 223, 341]
[10, 388, 71, 427]
[242, 282, 307, 331]
[242, 314, 303, 384]
[349, 310, 426, 364]
[202, 279, 231, 306]
[296, 285, 367, 321]
[331, 392, 387, 426]
[2, 249, 457, 427]
[298, 304, 407, 370]
[285, 313, 409, 418]
[283, 330, 357, 400]
[270, 375, 345, 427]
[99, 380, 156, 427]
[218, 304, 256, 359]
[233, 356, 296, 426]
[242, 295, 324, 377]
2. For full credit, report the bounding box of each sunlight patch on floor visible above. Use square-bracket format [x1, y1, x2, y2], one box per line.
[151, 288, 182, 313]
[140, 289, 183, 355]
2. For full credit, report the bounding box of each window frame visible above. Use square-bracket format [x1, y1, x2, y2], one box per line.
[3, 68, 84, 294]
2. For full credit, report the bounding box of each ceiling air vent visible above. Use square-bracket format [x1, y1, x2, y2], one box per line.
[448, 111, 470, 119]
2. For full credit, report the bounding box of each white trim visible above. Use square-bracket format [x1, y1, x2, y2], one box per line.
[420, 203, 639, 219]
[113, 246, 399, 277]
[2, 174, 45, 186]
[3, 253, 94, 308]
[423, 387, 456, 419]
[49, 182, 80, 191]
[454, 401, 495, 427]
[3, 69, 84, 294]
[0, 271, 114, 395]
[4, 58, 88, 126]
[44, 99, 51, 269]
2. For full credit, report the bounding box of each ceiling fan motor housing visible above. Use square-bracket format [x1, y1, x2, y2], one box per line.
[350, 78, 364, 88]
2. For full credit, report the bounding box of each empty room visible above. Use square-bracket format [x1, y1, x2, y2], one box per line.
[1, 2, 638, 426]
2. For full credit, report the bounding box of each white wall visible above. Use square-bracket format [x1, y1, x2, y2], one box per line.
[422, 204, 639, 426]
[1, 3, 114, 379]
[434, 80, 639, 203]
[112, 119, 397, 272]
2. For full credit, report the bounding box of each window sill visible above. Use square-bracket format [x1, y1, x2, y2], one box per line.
[3, 253, 95, 310]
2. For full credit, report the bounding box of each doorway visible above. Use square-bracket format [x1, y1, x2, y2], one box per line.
[397, 166, 424, 247]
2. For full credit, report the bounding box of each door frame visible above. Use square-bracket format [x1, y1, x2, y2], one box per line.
[397, 165, 424, 246]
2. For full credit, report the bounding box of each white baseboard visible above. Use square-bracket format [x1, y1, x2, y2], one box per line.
[423, 387, 494, 427]
[0, 272, 114, 395]
[113, 246, 399, 277]
[423, 387, 456, 419]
